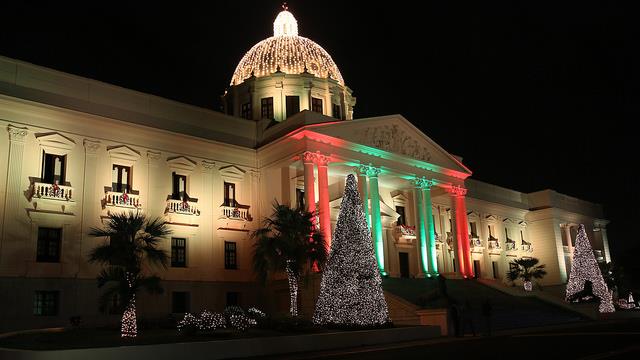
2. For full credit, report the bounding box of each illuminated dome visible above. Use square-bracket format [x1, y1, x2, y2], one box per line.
[230, 9, 344, 86]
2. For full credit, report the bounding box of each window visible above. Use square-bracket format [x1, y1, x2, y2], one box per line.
[226, 292, 240, 306]
[33, 291, 58, 316]
[224, 182, 236, 207]
[469, 222, 477, 237]
[171, 238, 186, 267]
[41, 152, 66, 184]
[172, 172, 187, 200]
[225, 241, 237, 269]
[488, 225, 495, 238]
[37, 227, 61, 263]
[332, 103, 341, 119]
[286, 96, 300, 118]
[172, 291, 189, 313]
[261, 97, 274, 119]
[241, 102, 252, 120]
[505, 227, 510, 238]
[295, 188, 305, 210]
[112, 165, 131, 193]
[311, 98, 323, 113]
[395, 206, 406, 226]
[520, 230, 525, 241]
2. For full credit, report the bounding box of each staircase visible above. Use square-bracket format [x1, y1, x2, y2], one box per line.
[383, 277, 586, 331]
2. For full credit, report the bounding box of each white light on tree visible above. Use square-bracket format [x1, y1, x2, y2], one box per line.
[121, 273, 137, 338]
[313, 174, 390, 326]
[565, 224, 615, 313]
[231, 8, 344, 86]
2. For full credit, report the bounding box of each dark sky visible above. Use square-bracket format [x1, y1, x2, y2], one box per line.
[1, 2, 637, 281]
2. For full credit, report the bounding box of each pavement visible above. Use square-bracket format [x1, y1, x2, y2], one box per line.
[250, 319, 640, 359]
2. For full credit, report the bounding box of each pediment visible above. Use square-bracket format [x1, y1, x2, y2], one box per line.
[308, 115, 471, 176]
[107, 145, 140, 165]
[485, 214, 498, 221]
[219, 165, 246, 180]
[36, 132, 75, 154]
[167, 156, 197, 173]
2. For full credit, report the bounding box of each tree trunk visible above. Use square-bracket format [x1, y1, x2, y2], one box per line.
[286, 260, 299, 317]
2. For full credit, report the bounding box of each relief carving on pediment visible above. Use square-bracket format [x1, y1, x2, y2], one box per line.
[358, 124, 432, 162]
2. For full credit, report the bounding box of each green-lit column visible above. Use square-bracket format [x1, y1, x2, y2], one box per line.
[357, 167, 370, 228]
[413, 179, 429, 275]
[422, 180, 438, 275]
[366, 165, 385, 274]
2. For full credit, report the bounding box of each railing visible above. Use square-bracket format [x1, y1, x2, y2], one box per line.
[105, 191, 141, 208]
[166, 199, 200, 216]
[221, 205, 252, 221]
[33, 182, 74, 201]
[397, 224, 416, 237]
[488, 238, 501, 250]
[470, 235, 482, 248]
[446, 232, 453, 247]
[506, 241, 517, 251]
[521, 241, 533, 252]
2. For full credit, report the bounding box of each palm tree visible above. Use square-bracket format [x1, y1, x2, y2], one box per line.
[252, 203, 328, 317]
[507, 257, 547, 291]
[88, 212, 171, 337]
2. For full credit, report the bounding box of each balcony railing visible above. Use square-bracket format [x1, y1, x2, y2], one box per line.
[521, 240, 533, 252]
[221, 205, 252, 221]
[488, 236, 501, 250]
[33, 182, 74, 201]
[397, 224, 416, 237]
[470, 235, 482, 248]
[105, 191, 141, 209]
[446, 232, 453, 247]
[166, 199, 200, 216]
[506, 239, 517, 251]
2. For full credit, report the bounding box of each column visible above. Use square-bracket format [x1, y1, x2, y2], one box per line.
[302, 152, 316, 217]
[564, 224, 573, 255]
[357, 169, 370, 228]
[363, 165, 385, 274]
[422, 180, 438, 275]
[413, 179, 428, 275]
[316, 154, 331, 250]
[448, 185, 473, 278]
[201, 160, 215, 272]
[147, 151, 161, 218]
[1, 125, 28, 266]
[600, 226, 611, 263]
[439, 207, 452, 273]
[449, 193, 464, 276]
[80, 139, 100, 273]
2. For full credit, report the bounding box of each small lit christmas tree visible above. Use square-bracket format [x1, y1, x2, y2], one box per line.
[565, 224, 615, 313]
[313, 174, 390, 326]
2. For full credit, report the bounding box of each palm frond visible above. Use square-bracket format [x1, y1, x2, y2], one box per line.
[138, 275, 164, 295]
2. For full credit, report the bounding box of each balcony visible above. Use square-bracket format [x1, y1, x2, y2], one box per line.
[521, 240, 533, 252]
[397, 224, 416, 237]
[104, 191, 141, 209]
[220, 205, 252, 221]
[488, 236, 501, 250]
[32, 182, 74, 202]
[506, 239, 517, 251]
[166, 199, 200, 216]
[470, 234, 482, 248]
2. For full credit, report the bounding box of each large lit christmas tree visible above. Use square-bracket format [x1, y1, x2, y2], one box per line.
[313, 174, 390, 326]
[565, 224, 615, 313]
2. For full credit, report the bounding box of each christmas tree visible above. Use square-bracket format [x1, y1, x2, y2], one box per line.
[565, 224, 615, 313]
[313, 174, 390, 326]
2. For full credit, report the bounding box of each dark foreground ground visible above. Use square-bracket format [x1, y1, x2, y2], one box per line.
[253, 319, 640, 360]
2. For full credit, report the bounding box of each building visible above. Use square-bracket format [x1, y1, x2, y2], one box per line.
[0, 9, 612, 331]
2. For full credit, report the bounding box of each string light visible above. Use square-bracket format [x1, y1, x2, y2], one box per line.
[121, 273, 137, 338]
[230, 9, 344, 86]
[565, 224, 615, 313]
[313, 174, 391, 327]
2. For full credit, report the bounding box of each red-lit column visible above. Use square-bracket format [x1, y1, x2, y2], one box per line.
[448, 186, 473, 278]
[302, 152, 316, 218]
[316, 153, 332, 251]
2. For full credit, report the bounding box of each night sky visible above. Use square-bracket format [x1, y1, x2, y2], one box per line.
[1, 2, 636, 283]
